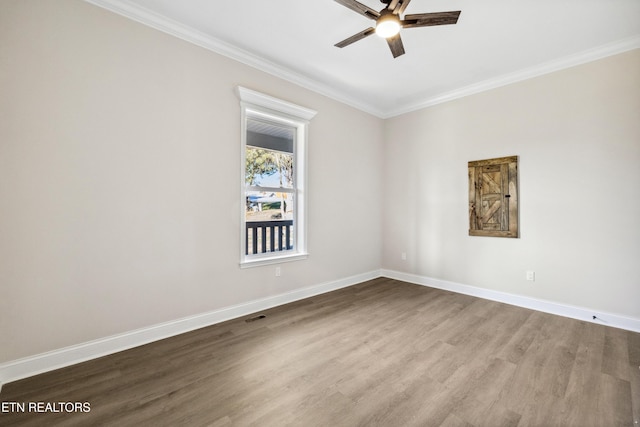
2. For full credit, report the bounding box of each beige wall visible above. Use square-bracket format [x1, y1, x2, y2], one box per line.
[1, 0, 638, 366]
[0, 0, 383, 363]
[382, 50, 640, 318]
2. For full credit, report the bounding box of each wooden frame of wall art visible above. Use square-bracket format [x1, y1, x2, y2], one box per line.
[468, 156, 518, 238]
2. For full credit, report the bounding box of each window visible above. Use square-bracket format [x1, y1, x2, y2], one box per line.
[238, 87, 316, 267]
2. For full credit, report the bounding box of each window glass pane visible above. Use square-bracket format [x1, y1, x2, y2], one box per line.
[245, 147, 294, 189]
[247, 118, 294, 153]
[245, 191, 294, 222]
[245, 190, 295, 255]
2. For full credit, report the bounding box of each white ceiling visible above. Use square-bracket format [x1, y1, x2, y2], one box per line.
[88, 0, 640, 117]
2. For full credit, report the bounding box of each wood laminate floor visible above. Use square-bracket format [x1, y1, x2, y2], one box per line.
[1, 278, 639, 426]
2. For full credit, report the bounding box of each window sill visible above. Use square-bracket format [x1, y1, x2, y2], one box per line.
[240, 253, 308, 269]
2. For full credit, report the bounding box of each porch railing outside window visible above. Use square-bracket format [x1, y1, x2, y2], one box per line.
[245, 220, 293, 255]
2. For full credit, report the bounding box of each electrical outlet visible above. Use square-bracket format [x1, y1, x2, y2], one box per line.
[401, 252, 407, 261]
[275, 266, 281, 277]
[526, 271, 535, 281]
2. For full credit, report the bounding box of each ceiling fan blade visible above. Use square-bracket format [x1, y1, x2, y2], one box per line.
[402, 11, 461, 28]
[388, 0, 400, 12]
[334, 0, 380, 20]
[335, 27, 376, 48]
[395, 0, 412, 15]
[386, 33, 405, 58]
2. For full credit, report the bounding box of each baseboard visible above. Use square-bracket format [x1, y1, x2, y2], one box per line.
[0, 270, 380, 388]
[3, 268, 637, 390]
[381, 269, 640, 333]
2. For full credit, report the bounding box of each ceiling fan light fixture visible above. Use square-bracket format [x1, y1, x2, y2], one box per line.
[375, 12, 400, 38]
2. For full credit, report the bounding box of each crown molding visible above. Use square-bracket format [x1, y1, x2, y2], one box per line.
[84, 1, 638, 119]
[382, 35, 640, 118]
[83, 0, 385, 117]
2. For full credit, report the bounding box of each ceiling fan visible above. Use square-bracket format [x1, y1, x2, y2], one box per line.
[334, 0, 461, 58]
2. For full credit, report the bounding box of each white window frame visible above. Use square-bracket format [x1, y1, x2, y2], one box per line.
[238, 87, 316, 268]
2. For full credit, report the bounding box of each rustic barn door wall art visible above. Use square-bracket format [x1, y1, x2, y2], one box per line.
[468, 156, 518, 238]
